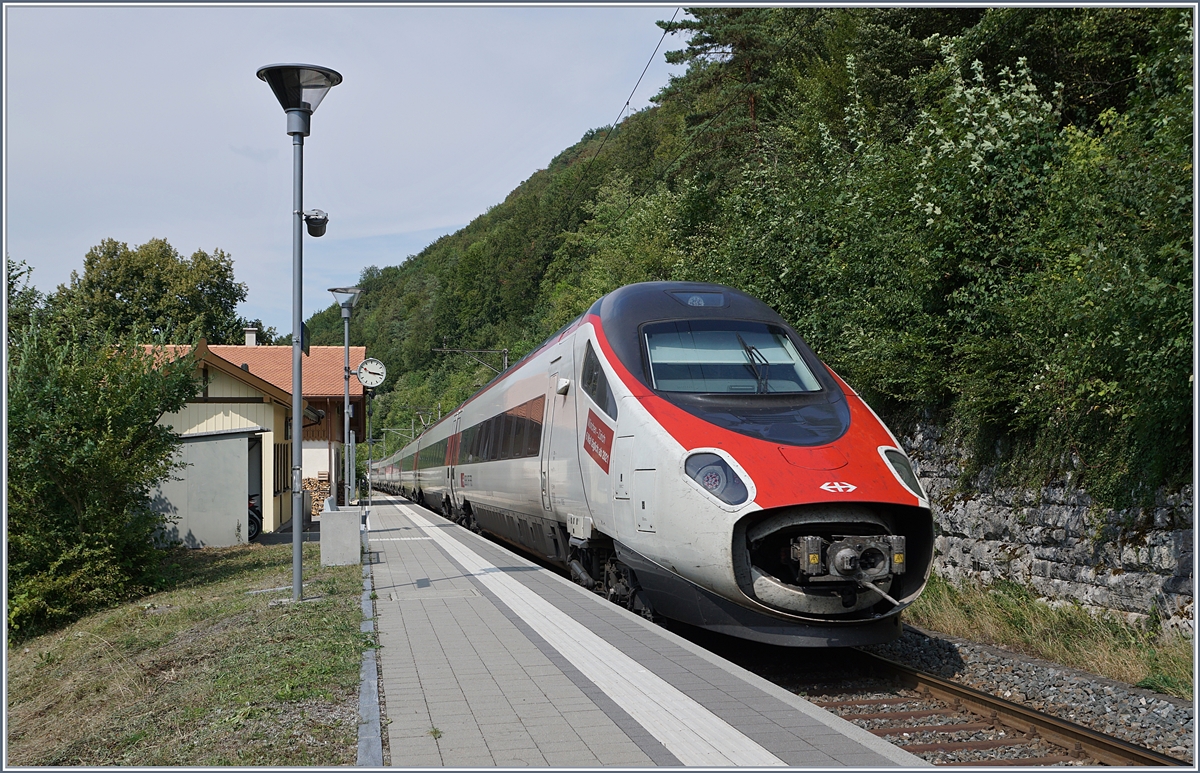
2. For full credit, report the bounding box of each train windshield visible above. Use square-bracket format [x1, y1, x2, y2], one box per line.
[644, 320, 821, 394]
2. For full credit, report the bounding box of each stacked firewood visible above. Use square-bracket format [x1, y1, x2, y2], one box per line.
[302, 478, 331, 516]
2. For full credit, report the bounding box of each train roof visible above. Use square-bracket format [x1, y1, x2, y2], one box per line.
[593, 282, 786, 328]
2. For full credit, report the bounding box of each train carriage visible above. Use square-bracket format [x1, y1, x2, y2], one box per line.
[373, 282, 934, 646]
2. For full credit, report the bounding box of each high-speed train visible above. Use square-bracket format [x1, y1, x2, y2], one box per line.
[373, 282, 933, 646]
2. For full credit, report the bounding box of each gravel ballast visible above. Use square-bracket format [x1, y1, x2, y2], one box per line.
[861, 625, 1195, 763]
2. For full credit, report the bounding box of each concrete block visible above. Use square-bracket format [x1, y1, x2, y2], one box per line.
[321, 510, 361, 566]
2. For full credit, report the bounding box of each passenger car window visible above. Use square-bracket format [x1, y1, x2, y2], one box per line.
[525, 396, 544, 456]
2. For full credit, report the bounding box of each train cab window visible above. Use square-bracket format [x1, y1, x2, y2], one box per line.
[581, 341, 618, 419]
[644, 320, 822, 394]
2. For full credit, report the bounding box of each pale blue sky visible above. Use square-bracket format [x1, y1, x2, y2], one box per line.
[5, 4, 684, 332]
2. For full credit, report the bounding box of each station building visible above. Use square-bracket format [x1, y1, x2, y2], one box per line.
[150, 330, 366, 547]
[210, 328, 366, 506]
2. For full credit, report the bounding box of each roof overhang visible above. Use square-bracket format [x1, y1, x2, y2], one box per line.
[190, 340, 309, 414]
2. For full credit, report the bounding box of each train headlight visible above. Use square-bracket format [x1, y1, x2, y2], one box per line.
[882, 448, 926, 499]
[685, 453, 748, 505]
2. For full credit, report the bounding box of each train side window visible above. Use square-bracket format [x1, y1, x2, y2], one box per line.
[581, 340, 618, 419]
[525, 396, 544, 456]
[510, 412, 527, 459]
[485, 416, 500, 461]
[478, 419, 490, 461]
[459, 426, 472, 463]
[500, 414, 514, 459]
[470, 423, 483, 461]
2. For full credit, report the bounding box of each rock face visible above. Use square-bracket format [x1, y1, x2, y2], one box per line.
[903, 424, 1193, 635]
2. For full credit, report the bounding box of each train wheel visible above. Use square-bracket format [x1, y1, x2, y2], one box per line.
[605, 561, 659, 623]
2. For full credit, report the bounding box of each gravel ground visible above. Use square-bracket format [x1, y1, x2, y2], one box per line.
[861, 625, 1195, 763]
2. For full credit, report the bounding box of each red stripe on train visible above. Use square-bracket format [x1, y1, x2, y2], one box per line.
[585, 314, 919, 510]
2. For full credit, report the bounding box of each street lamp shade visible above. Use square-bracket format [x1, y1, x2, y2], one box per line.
[257, 64, 343, 113]
[329, 286, 362, 308]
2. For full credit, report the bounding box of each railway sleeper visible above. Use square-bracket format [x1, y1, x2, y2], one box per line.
[900, 738, 1039, 754]
[868, 722, 993, 736]
[813, 696, 915, 709]
[940, 755, 1078, 767]
[840, 708, 952, 721]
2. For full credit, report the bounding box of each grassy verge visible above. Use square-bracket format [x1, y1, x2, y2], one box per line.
[6, 542, 368, 766]
[906, 573, 1193, 700]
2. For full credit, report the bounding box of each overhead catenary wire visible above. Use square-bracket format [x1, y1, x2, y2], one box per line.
[560, 7, 682, 221]
[608, 16, 805, 228]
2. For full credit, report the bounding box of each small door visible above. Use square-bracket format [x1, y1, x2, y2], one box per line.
[634, 468, 656, 533]
[613, 437, 632, 500]
[612, 435, 634, 538]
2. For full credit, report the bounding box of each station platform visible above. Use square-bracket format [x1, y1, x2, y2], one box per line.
[367, 496, 927, 767]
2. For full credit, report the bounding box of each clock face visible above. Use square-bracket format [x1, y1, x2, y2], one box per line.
[356, 358, 386, 388]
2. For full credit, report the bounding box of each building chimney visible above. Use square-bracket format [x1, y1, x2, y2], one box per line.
[243, 327, 258, 347]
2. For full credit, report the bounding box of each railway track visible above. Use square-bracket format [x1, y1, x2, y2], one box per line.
[667, 623, 1187, 767]
[407, 504, 1189, 766]
[810, 652, 1187, 766]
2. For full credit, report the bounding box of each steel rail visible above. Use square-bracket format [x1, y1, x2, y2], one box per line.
[858, 651, 1189, 767]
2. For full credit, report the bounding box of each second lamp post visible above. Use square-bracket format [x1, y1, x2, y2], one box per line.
[258, 63, 342, 602]
[329, 286, 361, 510]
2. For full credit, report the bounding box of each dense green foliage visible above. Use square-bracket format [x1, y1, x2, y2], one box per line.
[305, 8, 1191, 509]
[7, 259, 202, 640]
[54, 237, 275, 345]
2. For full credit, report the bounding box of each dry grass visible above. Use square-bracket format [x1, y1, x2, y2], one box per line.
[6, 542, 367, 766]
[906, 573, 1193, 700]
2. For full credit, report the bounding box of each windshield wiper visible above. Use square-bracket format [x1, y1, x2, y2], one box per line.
[736, 334, 771, 394]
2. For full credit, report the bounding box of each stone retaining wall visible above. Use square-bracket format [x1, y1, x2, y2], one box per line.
[903, 423, 1193, 635]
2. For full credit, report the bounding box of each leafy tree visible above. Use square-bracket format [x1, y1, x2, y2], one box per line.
[7, 286, 199, 639]
[955, 7, 1171, 129]
[54, 238, 255, 344]
[7, 258, 42, 348]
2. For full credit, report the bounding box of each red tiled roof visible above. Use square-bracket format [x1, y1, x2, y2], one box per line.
[209, 345, 366, 397]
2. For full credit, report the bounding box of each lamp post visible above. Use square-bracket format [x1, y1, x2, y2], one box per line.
[258, 63, 342, 602]
[329, 286, 361, 510]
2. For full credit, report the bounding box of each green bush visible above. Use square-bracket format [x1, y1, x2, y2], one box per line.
[7, 287, 198, 640]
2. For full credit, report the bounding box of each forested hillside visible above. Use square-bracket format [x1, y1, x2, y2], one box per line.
[304, 7, 1193, 509]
